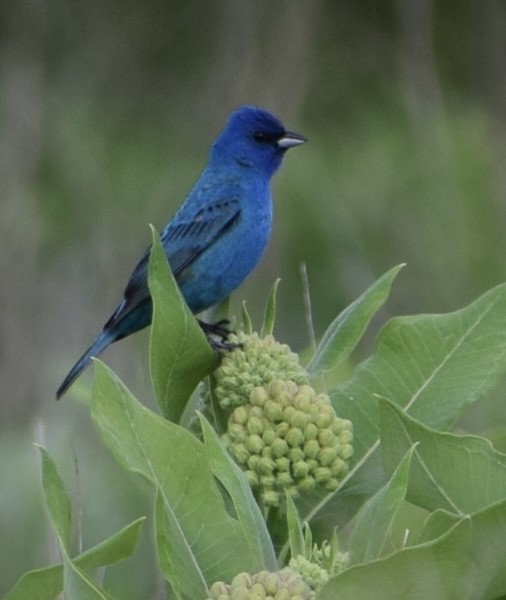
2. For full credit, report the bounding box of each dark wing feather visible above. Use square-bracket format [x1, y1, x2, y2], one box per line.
[103, 198, 241, 331]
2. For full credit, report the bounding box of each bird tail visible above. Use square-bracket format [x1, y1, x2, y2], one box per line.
[56, 332, 113, 399]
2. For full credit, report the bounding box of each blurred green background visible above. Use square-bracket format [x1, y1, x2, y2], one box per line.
[1, 0, 506, 597]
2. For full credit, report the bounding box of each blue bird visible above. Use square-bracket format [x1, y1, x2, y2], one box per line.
[56, 106, 306, 399]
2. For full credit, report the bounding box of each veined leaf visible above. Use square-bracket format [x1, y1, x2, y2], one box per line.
[316, 519, 473, 600]
[349, 445, 414, 564]
[298, 282, 506, 538]
[148, 225, 217, 422]
[91, 361, 257, 594]
[379, 399, 506, 514]
[307, 264, 404, 377]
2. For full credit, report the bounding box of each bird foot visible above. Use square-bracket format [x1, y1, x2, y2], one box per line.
[198, 319, 242, 352]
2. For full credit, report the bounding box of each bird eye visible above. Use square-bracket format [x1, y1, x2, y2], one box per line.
[253, 131, 268, 143]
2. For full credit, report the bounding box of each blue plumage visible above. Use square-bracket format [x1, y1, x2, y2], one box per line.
[56, 106, 306, 398]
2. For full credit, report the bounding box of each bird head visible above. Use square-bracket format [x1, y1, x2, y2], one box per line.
[211, 106, 306, 177]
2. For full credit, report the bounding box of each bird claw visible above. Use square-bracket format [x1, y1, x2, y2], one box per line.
[198, 319, 242, 353]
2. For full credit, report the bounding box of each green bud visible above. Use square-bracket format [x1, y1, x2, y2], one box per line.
[248, 454, 260, 470]
[228, 423, 247, 442]
[275, 422, 290, 437]
[323, 477, 339, 491]
[250, 583, 266, 599]
[277, 471, 293, 487]
[318, 447, 338, 466]
[283, 406, 296, 423]
[246, 434, 264, 454]
[315, 467, 331, 483]
[318, 429, 335, 447]
[264, 572, 280, 595]
[288, 448, 305, 463]
[286, 427, 305, 447]
[330, 458, 346, 477]
[303, 440, 320, 460]
[263, 428, 277, 446]
[263, 489, 280, 507]
[315, 411, 333, 429]
[209, 581, 229, 597]
[258, 456, 275, 475]
[341, 444, 354, 460]
[271, 437, 289, 457]
[339, 428, 354, 444]
[304, 423, 318, 440]
[265, 399, 283, 421]
[260, 474, 276, 488]
[275, 456, 290, 471]
[232, 573, 253, 587]
[232, 444, 249, 464]
[298, 475, 316, 492]
[251, 386, 269, 407]
[245, 470, 259, 486]
[293, 460, 310, 478]
[247, 416, 265, 435]
[290, 409, 308, 429]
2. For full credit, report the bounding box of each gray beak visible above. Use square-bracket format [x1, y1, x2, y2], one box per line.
[277, 131, 307, 149]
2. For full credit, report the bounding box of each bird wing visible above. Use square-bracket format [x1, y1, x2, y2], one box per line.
[103, 197, 241, 331]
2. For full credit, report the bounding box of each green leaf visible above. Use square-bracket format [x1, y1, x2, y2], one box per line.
[62, 551, 117, 600]
[303, 282, 506, 534]
[200, 415, 277, 571]
[37, 446, 72, 552]
[91, 361, 257, 593]
[307, 264, 404, 378]
[334, 282, 506, 460]
[316, 519, 474, 600]
[148, 225, 217, 421]
[349, 445, 414, 564]
[154, 490, 208, 600]
[3, 566, 62, 600]
[420, 501, 506, 599]
[379, 398, 506, 514]
[286, 493, 305, 560]
[261, 278, 280, 337]
[3, 515, 145, 599]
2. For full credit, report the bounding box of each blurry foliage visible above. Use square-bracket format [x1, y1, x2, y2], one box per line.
[1, 0, 506, 595]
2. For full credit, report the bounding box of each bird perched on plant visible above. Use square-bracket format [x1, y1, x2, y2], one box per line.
[56, 106, 306, 399]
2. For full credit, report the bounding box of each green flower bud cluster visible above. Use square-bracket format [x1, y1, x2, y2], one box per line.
[214, 332, 309, 409]
[222, 379, 354, 507]
[310, 538, 349, 578]
[288, 555, 329, 591]
[206, 569, 314, 600]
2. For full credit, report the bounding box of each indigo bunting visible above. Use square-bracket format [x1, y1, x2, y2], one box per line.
[56, 106, 306, 399]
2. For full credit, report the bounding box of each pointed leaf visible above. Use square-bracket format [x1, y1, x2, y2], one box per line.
[307, 264, 404, 377]
[200, 415, 277, 571]
[38, 446, 72, 552]
[62, 550, 117, 600]
[316, 519, 474, 600]
[349, 446, 414, 564]
[420, 500, 506, 599]
[3, 518, 144, 600]
[261, 278, 280, 337]
[333, 282, 506, 461]
[91, 361, 256, 592]
[302, 282, 506, 535]
[154, 490, 208, 599]
[379, 399, 506, 514]
[285, 493, 305, 560]
[148, 225, 217, 421]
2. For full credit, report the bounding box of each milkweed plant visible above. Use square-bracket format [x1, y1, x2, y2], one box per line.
[7, 228, 506, 599]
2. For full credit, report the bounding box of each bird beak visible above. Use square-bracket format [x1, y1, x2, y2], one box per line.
[277, 131, 307, 149]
